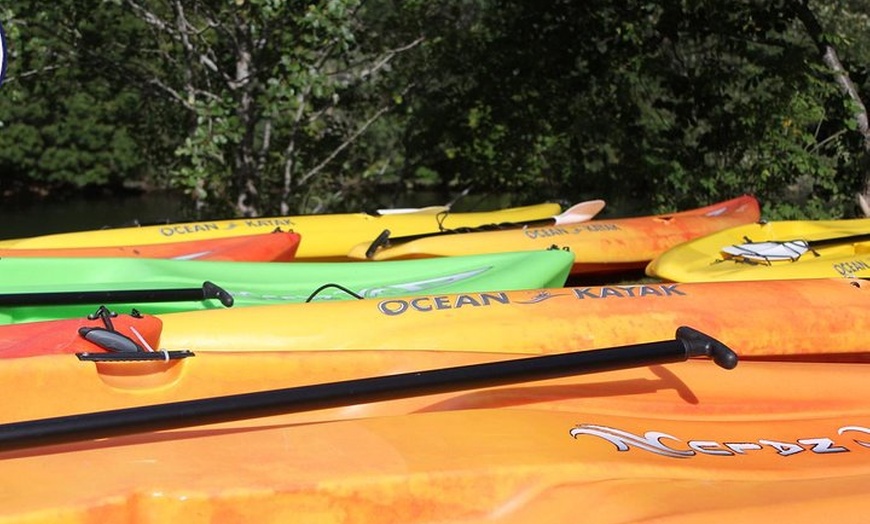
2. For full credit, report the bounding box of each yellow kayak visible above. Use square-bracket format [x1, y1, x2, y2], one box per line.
[0, 202, 562, 261]
[646, 218, 870, 282]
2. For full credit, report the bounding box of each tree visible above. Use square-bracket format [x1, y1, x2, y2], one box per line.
[790, 0, 870, 215]
[111, 0, 422, 217]
[394, 0, 869, 218]
[0, 1, 154, 199]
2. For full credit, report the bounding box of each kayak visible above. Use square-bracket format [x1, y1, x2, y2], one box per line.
[646, 218, 870, 282]
[154, 277, 869, 361]
[350, 195, 762, 276]
[0, 230, 302, 262]
[1, 334, 869, 522]
[0, 202, 564, 261]
[0, 249, 574, 323]
[4, 277, 867, 362]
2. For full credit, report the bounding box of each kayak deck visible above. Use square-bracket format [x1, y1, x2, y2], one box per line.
[0, 231, 302, 262]
[646, 218, 870, 282]
[0, 203, 562, 260]
[0, 250, 574, 323]
[353, 195, 761, 275]
[0, 351, 869, 522]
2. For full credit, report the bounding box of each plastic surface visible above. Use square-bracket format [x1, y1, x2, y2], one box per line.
[0, 250, 574, 323]
[647, 218, 870, 282]
[0, 351, 868, 522]
[349, 195, 761, 276]
[0, 231, 301, 262]
[0, 203, 562, 260]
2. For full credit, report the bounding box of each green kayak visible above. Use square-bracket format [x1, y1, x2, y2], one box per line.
[0, 250, 573, 323]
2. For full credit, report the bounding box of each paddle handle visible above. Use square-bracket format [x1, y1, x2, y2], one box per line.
[0, 281, 233, 307]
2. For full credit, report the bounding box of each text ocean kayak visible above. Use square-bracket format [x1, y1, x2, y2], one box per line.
[0, 249, 574, 323]
[0, 202, 562, 260]
[646, 218, 870, 282]
[351, 195, 761, 275]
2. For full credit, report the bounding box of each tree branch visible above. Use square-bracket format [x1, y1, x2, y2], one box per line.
[792, 0, 870, 215]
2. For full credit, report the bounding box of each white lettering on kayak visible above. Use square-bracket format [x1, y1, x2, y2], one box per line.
[570, 423, 869, 458]
[359, 267, 492, 298]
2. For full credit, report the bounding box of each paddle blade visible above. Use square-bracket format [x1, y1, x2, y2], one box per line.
[553, 199, 606, 225]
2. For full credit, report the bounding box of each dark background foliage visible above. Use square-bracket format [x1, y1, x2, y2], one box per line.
[0, 0, 867, 220]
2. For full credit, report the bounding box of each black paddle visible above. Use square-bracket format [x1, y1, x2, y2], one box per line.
[0, 326, 736, 452]
[360, 199, 606, 259]
[0, 281, 234, 308]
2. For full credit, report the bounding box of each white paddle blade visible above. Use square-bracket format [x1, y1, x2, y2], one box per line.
[721, 240, 810, 262]
[553, 199, 606, 225]
[375, 206, 450, 215]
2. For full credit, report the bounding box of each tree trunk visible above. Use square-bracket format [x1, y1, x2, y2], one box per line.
[792, 0, 870, 216]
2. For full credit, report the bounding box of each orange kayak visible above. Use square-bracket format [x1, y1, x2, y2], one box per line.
[0, 230, 301, 261]
[154, 277, 869, 361]
[351, 195, 762, 276]
[0, 338, 869, 522]
[3, 277, 867, 362]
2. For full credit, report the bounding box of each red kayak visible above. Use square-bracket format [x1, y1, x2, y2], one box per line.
[0, 230, 301, 262]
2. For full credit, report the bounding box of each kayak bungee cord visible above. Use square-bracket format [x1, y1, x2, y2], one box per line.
[304, 283, 365, 302]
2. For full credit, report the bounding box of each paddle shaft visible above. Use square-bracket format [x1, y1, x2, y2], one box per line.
[806, 232, 870, 249]
[365, 218, 561, 258]
[0, 329, 735, 451]
[364, 200, 605, 258]
[0, 281, 234, 307]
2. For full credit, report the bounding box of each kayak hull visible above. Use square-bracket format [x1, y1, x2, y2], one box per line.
[1, 351, 869, 523]
[646, 218, 870, 281]
[2, 277, 866, 361]
[0, 231, 301, 262]
[353, 196, 762, 275]
[150, 277, 869, 361]
[0, 203, 562, 260]
[0, 250, 574, 323]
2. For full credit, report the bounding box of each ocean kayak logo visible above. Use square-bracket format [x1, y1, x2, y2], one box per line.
[376, 284, 685, 316]
[833, 258, 870, 277]
[570, 423, 870, 458]
[158, 218, 294, 237]
[0, 19, 7, 88]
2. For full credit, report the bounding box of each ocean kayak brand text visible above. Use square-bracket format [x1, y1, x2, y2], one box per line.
[159, 219, 294, 236]
[377, 285, 686, 316]
[522, 222, 620, 239]
[570, 423, 870, 458]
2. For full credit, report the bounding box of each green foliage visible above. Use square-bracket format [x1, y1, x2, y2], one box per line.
[0, 0, 161, 197]
[394, 0, 868, 217]
[0, 0, 867, 220]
